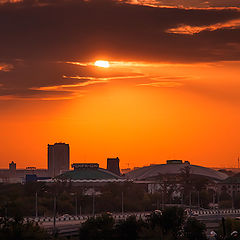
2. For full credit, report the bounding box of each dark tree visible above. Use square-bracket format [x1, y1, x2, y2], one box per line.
[183, 217, 207, 240]
[0, 217, 51, 240]
[161, 207, 185, 239]
[79, 213, 115, 240]
[115, 215, 147, 240]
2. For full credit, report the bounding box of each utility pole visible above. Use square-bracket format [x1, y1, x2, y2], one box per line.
[197, 191, 200, 208]
[181, 191, 184, 206]
[162, 191, 164, 210]
[35, 192, 38, 218]
[212, 191, 215, 208]
[189, 191, 192, 208]
[75, 194, 78, 216]
[53, 196, 57, 234]
[121, 192, 124, 215]
[5, 202, 8, 218]
[92, 191, 95, 216]
[232, 191, 234, 209]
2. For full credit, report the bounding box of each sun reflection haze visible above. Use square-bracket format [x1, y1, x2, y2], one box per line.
[94, 60, 110, 68]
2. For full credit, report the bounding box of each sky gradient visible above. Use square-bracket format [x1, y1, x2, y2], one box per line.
[0, 0, 239, 169]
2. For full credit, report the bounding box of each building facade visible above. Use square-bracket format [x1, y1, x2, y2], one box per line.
[48, 143, 69, 177]
[107, 157, 120, 176]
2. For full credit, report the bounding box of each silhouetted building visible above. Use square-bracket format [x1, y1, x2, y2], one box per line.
[0, 161, 49, 183]
[40, 162, 126, 187]
[107, 157, 120, 176]
[9, 161, 16, 174]
[121, 168, 131, 174]
[48, 143, 69, 177]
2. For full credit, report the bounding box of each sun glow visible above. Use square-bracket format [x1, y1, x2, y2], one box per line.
[94, 60, 110, 68]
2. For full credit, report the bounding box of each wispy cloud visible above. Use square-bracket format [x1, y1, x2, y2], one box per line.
[167, 18, 240, 35]
[0, 0, 21, 4]
[65, 61, 91, 67]
[67, 60, 199, 68]
[0, 63, 13, 72]
[137, 75, 190, 88]
[32, 74, 145, 91]
[0, 95, 79, 101]
[137, 81, 184, 88]
[120, 0, 240, 10]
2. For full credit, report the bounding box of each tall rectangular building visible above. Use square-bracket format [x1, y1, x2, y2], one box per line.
[107, 157, 120, 176]
[48, 143, 69, 177]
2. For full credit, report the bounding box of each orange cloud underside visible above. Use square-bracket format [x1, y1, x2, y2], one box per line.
[167, 18, 240, 35]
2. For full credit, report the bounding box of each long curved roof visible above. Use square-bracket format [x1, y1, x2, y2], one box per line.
[126, 162, 228, 181]
[56, 168, 121, 180]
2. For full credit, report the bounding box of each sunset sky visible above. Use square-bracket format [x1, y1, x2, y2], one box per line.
[0, 0, 239, 169]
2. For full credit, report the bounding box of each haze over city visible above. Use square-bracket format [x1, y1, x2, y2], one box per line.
[0, 0, 240, 170]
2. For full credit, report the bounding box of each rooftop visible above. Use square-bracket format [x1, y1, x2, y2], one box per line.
[126, 161, 228, 181]
[56, 166, 121, 180]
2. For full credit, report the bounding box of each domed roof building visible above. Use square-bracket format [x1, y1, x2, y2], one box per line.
[126, 160, 228, 181]
[56, 163, 121, 181]
[41, 163, 128, 187]
[40, 163, 128, 185]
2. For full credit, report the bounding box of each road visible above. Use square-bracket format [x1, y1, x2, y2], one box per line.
[33, 210, 240, 237]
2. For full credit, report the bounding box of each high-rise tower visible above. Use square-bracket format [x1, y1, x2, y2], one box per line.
[48, 143, 69, 177]
[107, 157, 120, 176]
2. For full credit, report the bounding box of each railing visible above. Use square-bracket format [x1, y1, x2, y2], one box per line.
[192, 209, 240, 216]
[23, 209, 240, 223]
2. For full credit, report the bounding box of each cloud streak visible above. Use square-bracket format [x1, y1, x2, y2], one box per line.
[167, 18, 240, 34]
[137, 81, 184, 88]
[120, 0, 240, 9]
[32, 74, 145, 91]
[0, 63, 13, 72]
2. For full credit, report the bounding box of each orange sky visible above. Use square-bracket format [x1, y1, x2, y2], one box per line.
[0, 60, 239, 169]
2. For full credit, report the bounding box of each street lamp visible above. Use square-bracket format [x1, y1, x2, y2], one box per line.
[121, 192, 124, 215]
[35, 192, 38, 218]
[70, 192, 78, 216]
[75, 194, 78, 216]
[53, 195, 57, 234]
[197, 191, 200, 208]
[92, 190, 95, 216]
[4, 201, 8, 218]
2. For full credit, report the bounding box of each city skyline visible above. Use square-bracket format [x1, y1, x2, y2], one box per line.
[0, 0, 239, 169]
[0, 142, 239, 170]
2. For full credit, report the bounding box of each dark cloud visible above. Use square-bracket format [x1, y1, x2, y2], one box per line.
[121, 0, 240, 9]
[0, 59, 143, 98]
[0, 0, 240, 61]
[0, 0, 240, 98]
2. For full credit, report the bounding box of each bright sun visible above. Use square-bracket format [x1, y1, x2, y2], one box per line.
[94, 60, 110, 68]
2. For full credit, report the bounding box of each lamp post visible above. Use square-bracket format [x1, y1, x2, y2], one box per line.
[4, 201, 8, 218]
[189, 191, 192, 208]
[70, 192, 78, 216]
[162, 190, 164, 210]
[53, 195, 57, 234]
[75, 194, 78, 216]
[121, 192, 124, 215]
[197, 191, 200, 208]
[92, 189, 95, 216]
[35, 192, 38, 218]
